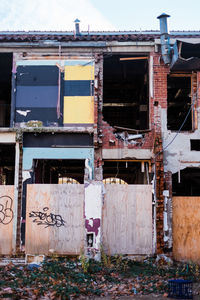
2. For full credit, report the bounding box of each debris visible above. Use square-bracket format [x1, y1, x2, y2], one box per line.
[0, 257, 199, 299]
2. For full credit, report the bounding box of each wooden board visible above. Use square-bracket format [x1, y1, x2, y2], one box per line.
[102, 185, 152, 255]
[173, 197, 200, 263]
[25, 184, 84, 255]
[0, 186, 15, 254]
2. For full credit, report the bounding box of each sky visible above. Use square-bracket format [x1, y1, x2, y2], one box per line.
[0, 0, 199, 32]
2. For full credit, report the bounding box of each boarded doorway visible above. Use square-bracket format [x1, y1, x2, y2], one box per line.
[173, 196, 200, 263]
[25, 184, 84, 255]
[102, 185, 152, 255]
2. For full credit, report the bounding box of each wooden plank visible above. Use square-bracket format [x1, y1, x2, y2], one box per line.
[0, 185, 15, 255]
[173, 197, 200, 263]
[25, 185, 50, 254]
[49, 184, 84, 254]
[102, 185, 152, 255]
[25, 184, 84, 255]
[119, 57, 148, 61]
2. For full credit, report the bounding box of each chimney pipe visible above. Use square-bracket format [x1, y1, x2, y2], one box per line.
[74, 18, 80, 36]
[157, 13, 171, 64]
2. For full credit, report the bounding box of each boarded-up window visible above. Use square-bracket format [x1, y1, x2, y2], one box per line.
[64, 62, 94, 125]
[15, 65, 60, 126]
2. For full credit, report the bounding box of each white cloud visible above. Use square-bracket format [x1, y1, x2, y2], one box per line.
[0, 0, 116, 31]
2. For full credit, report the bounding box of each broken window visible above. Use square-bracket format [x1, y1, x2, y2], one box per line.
[190, 139, 200, 151]
[167, 75, 192, 131]
[0, 144, 15, 184]
[103, 55, 149, 130]
[103, 160, 151, 184]
[33, 159, 85, 184]
[172, 168, 200, 196]
[0, 53, 12, 127]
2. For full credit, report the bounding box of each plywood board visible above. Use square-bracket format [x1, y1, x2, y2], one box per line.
[173, 197, 200, 263]
[102, 185, 152, 255]
[26, 184, 84, 255]
[0, 186, 15, 254]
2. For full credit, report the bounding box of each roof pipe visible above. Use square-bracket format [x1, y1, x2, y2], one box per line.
[74, 19, 81, 36]
[157, 13, 171, 64]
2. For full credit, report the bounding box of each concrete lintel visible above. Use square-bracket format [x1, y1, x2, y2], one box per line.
[102, 148, 153, 160]
[106, 46, 154, 53]
[0, 132, 16, 143]
[106, 41, 154, 47]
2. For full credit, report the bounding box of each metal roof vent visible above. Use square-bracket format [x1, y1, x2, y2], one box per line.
[157, 13, 171, 64]
[74, 19, 81, 36]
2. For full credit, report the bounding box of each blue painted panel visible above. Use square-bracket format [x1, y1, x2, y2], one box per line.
[64, 80, 94, 96]
[23, 147, 94, 171]
[17, 66, 58, 86]
[15, 107, 58, 125]
[16, 60, 94, 66]
[16, 86, 58, 108]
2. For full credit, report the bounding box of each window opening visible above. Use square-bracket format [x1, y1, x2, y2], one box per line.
[172, 167, 200, 196]
[0, 53, 12, 127]
[103, 160, 151, 184]
[0, 144, 15, 185]
[190, 139, 200, 151]
[103, 55, 149, 130]
[167, 75, 192, 131]
[34, 159, 84, 184]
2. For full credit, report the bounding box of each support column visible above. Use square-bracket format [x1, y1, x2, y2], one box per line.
[12, 141, 20, 253]
[84, 181, 103, 261]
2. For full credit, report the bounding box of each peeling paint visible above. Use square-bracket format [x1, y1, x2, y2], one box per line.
[17, 110, 31, 117]
[85, 218, 100, 236]
[22, 170, 31, 182]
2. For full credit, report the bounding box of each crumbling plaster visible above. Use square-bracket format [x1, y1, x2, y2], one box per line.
[161, 108, 200, 174]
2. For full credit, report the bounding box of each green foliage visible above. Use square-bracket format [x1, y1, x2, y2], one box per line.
[79, 249, 89, 273]
[1, 257, 200, 299]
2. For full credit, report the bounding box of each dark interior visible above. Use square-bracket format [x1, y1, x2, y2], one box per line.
[181, 42, 200, 59]
[172, 168, 200, 196]
[33, 159, 85, 184]
[0, 144, 15, 184]
[167, 75, 192, 131]
[0, 53, 13, 127]
[103, 160, 151, 184]
[103, 55, 149, 130]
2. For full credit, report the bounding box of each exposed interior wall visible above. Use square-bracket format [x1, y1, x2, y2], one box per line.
[103, 55, 149, 130]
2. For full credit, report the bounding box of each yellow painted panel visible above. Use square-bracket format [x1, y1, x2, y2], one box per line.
[64, 96, 94, 124]
[64, 65, 94, 81]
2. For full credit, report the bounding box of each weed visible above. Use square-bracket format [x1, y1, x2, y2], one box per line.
[79, 250, 89, 273]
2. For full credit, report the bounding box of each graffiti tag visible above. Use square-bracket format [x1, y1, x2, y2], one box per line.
[0, 196, 14, 225]
[29, 207, 65, 228]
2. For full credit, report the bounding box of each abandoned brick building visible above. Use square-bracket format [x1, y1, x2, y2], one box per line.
[0, 14, 200, 262]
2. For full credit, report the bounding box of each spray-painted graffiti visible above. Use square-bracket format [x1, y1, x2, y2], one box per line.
[29, 207, 65, 228]
[0, 196, 14, 225]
